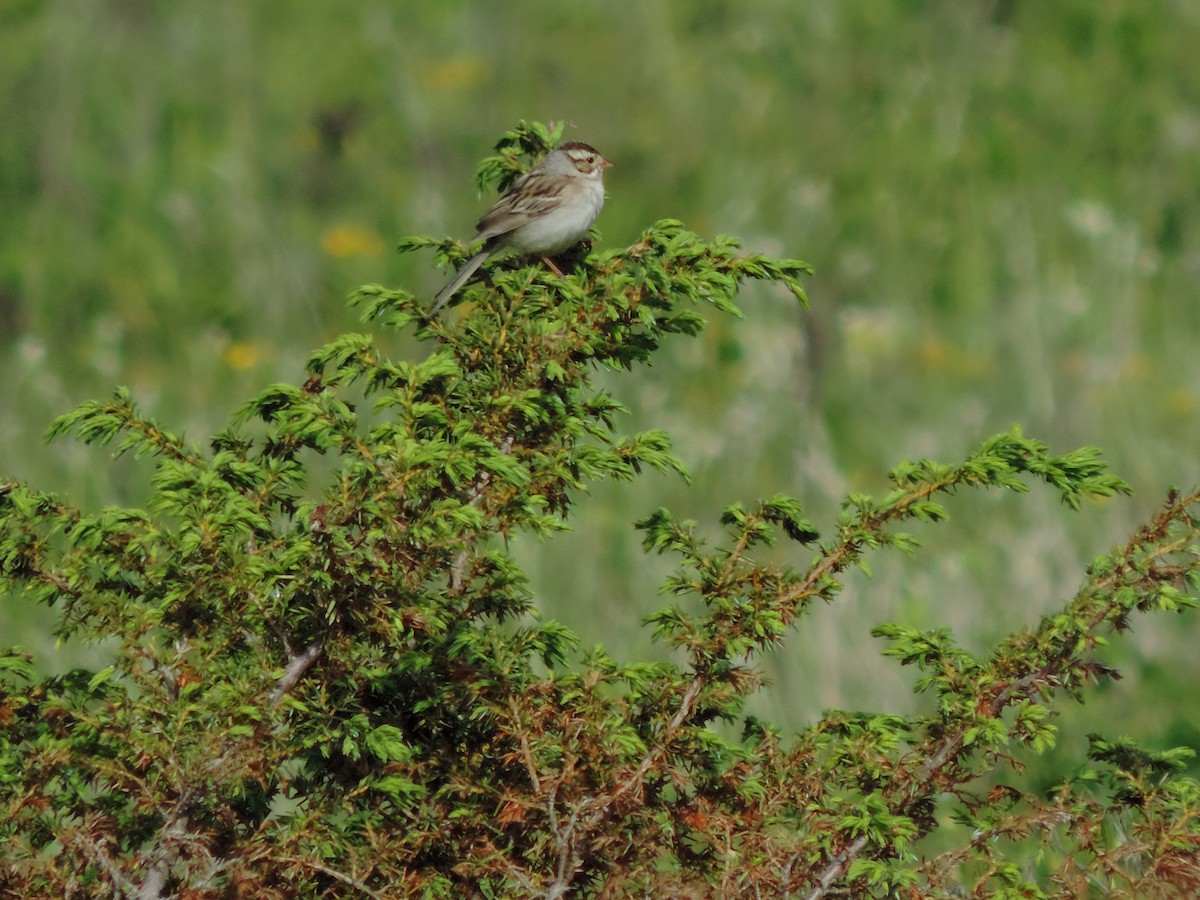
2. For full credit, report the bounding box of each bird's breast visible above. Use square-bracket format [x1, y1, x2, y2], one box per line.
[504, 179, 605, 255]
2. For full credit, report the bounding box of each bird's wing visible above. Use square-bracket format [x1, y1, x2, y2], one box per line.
[474, 170, 563, 242]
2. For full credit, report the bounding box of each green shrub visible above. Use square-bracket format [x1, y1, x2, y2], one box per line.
[2, 124, 1198, 898]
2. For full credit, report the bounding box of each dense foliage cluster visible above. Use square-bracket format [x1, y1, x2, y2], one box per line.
[2, 125, 1199, 898]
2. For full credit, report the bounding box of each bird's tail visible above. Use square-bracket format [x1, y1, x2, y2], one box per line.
[428, 250, 489, 319]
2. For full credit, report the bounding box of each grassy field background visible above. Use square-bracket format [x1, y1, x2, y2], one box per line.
[3, 1, 1199, 782]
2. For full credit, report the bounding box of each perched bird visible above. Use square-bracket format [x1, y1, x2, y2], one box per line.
[429, 141, 612, 317]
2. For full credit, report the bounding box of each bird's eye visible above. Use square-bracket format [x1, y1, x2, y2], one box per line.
[586, 155, 595, 164]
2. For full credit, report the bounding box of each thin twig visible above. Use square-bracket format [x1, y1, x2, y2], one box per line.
[271, 636, 326, 706]
[451, 435, 515, 592]
[135, 793, 196, 900]
[508, 696, 542, 792]
[803, 835, 869, 900]
[285, 857, 386, 899]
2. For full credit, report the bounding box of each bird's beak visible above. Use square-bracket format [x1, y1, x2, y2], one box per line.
[601, 158, 614, 169]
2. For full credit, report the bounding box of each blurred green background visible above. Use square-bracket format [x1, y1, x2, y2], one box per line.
[3, 1, 1199, 779]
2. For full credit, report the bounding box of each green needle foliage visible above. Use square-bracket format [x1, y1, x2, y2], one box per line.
[2, 124, 1199, 898]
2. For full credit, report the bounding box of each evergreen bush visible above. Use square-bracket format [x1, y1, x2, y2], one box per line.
[2, 123, 1198, 898]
